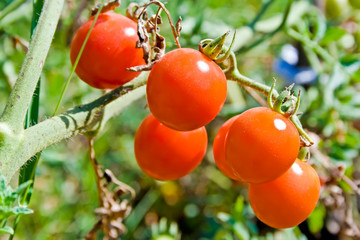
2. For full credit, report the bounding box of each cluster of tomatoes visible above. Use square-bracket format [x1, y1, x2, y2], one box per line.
[70, 11, 320, 230]
[213, 107, 320, 228]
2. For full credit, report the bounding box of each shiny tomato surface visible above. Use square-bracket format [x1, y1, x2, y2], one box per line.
[134, 114, 208, 181]
[249, 159, 320, 228]
[70, 12, 144, 89]
[213, 116, 241, 180]
[146, 48, 227, 131]
[225, 107, 300, 183]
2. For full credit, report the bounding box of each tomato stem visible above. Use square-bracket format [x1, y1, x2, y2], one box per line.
[297, 147, 309, 161]
[0, 0, 26, 22]
[292, 90, 301, 116]
[224, 51, 314, 147]
[236, 0, 294, 54]
[0, 0, 64, 133]
[291, 115, 314, 147]
[267, 78, 276, 109]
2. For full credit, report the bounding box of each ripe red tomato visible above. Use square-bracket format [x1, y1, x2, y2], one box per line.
[146, 48, 227, 131]
[225, 107, 300, 183]
[249, 159, 320, 228]
[134, 114, 208, 181]
[213, 116, 241, 180]
[70, 12, 144, 89]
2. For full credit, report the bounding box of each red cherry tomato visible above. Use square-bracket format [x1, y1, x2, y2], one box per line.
[213, 116, 241, 180]
[225, 107, 300, 183]
[146, 48, 227, 131]
[70, 12, 145, 89]
[134, 114, 208, 181]
[249, 159, 320, 228]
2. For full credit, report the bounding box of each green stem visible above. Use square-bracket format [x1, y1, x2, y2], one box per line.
[225, 52, 279, 99]
[286, 27, 336, 66]
[236, 0, 293, 54]
[248, 0, 274, 30]
[0, 219, 6, 228]
[53, 0, 105, 116]
[297, 147, 309, 161]
[11, 1, 45, 238]
[303, 45, 323, 73]
[0, 72, 148, 181]
[290, 115, 314, 146]
[223, 52, 314, 146]
[0, 0, 64, 132]
[0, 0, 26, 22]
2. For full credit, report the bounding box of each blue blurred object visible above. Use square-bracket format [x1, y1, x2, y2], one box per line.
[273, 44, 318, 86]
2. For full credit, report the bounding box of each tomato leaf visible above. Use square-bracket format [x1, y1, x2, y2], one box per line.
[308, 205, 326, 234]
[320, 27, 347, 45]
[0, 226, 14, 235]
[233, 222, 250, 240]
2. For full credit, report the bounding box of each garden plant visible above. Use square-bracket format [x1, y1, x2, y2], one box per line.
[0, 0, 360, 239]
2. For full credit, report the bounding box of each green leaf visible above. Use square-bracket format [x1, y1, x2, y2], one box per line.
[168, 222, 179, 237]
[0, 226, 14, 235]
[4, 194, 17, 206]
[321, 27, 347, 45]
[214, 229, 233, 240]
[308, 205, 326, 234]
[233, 222, 250, 240]
[15, 180, 32, 195]
[9, 206, 33, 215]
[232, 196, 244, 221]
[0, 175, 6, 192]
[0, 206, 13, 218]
[217, 212, 232, 224]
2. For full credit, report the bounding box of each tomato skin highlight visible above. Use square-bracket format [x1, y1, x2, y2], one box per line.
[146, 48, 227, 131]
[134, 114, 208, 181]
[213, 116, 241, 180]
[249, 159, 320, 229]
[225, 107, 300, 183]
[70, 12, 145, 89]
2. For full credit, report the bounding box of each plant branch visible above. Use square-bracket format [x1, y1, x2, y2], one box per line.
[0, 0, 64, 132]
[224, 52, 278, 99]
[286, 27, 336, 66]
[0, 72, 148, 181]
[248, 0, 274, 30]
[0, 0, 26, 22]
[236, 0, 293, 54]
[223, 52, 314, 146]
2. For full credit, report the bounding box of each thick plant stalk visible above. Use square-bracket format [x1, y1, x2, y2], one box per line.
[0, 72, 147, 181]
[0, 0, 64, 132]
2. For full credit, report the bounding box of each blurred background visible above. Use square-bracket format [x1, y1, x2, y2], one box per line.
[0, 0, 360, 239]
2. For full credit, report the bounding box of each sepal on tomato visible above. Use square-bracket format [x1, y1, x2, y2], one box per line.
[199, 31, 236, 63]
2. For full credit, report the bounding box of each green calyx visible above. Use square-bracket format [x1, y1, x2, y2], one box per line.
[297, 147, 310, 161]
[199, 31, 236, 63]
[267, 79, 300, 118]
[267, 79, 314, 147]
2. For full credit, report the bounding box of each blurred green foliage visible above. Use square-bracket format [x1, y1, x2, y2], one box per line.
[0, 173, 33, 236]
[0, 0, 360, 239]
